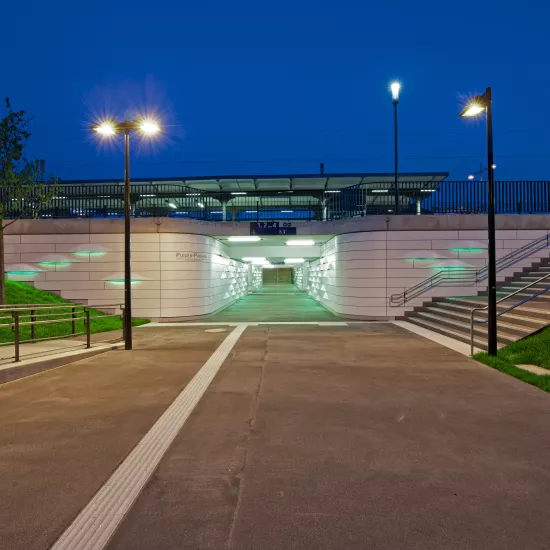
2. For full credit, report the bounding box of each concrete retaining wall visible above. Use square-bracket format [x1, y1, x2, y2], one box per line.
[306, 229, 550, 319]
[5, 232, 248, 319]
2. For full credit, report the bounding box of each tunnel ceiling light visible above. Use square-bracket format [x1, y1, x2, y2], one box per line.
[372, 189, 389, 193]
[286, 240, 315, 246]
[284, 258, 305, 264]
[231, 192, 247, 195]
[242, 257, 266, 262]
[228, 236, 261, 242]
[281, 210, 294, 213]
[325, 190, 341, 193]
[420, 189, 436, 192]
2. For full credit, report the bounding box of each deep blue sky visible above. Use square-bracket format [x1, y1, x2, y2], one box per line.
[3, 0, 549, 181]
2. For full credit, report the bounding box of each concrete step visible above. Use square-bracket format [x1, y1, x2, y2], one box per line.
[424, 302, 547, 330]
[413, 310, 525, 343]
[405, 316, 492, 351]
[447, 297, 550, 320]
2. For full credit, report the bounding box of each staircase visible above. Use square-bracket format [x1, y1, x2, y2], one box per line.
[402, 257, 550, 351]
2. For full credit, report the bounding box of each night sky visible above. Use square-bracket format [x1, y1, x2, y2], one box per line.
[3, 0, 549, 181]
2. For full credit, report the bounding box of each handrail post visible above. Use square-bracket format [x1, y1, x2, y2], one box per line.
[71, 306, 76, 335]
[122, 307, 126, 343]
[13, 312, 20, 363]
[470, 311, 475, 356]
[85, 310, 91, 349]
[31, 309, 35, 342]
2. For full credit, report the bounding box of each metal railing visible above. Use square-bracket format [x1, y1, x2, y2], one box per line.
[470, 273, 550, 355]
[0, 303, 124, 362]
[390, 233, 550, 306]
[4, 180, 550, 221]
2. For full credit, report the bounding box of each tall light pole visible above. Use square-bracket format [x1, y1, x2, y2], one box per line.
[459, 87, 496, 355]
[390, 82, 401, 213]
[91, 119, 161, 350]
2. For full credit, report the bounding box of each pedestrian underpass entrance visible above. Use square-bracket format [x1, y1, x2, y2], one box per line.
[262, 267, 293, 285]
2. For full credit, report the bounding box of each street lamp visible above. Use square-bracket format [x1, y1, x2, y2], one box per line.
[468, 164, 497, 180]
[390, 82, 401, 213]
[459, 87, 496, 355]
[91, 118, 161, 350]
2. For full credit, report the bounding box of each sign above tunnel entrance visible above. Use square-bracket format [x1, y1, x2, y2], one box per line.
[250, 222, 297, 236]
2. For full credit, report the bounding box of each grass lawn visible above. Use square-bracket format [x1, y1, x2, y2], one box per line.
[474, 327, 550, 392]
[0, 281, 149, 344]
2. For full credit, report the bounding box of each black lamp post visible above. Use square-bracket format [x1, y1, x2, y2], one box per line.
[390, 82, 401, 213]
[91, 119, 161, 350]
[459, 87, 497, 355]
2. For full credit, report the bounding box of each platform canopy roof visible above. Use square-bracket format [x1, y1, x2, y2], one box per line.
[62, 172, 449, 194]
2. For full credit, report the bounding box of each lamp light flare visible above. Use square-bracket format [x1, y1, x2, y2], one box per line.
[168, 202, 177, 209]
[461, 104, 485, 117]
[93, 121, 117, 136]
[468, 175, 475, 180]
[390, 82, 401, 102]
[139, 119, 161, 135]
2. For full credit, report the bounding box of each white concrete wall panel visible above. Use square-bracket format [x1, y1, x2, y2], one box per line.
[5, 225, 550, 320]
[304, 229, 550, 319]
[5, 232, 248, 320]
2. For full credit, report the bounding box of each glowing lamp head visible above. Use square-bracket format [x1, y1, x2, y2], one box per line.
[92, 120, 117, 136]
[491, 164, 497, 169]
[138, 119, 161, 135]
[390, 82, 401, 102]
[459, 101, 485, 118]
[468, 174, 475, 180]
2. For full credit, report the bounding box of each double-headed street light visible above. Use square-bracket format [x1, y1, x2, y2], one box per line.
[91, 119, 161, 350]
[459, 87, 497, 355]
[468, 164, 496, 180]
[390, 82, 401, 213]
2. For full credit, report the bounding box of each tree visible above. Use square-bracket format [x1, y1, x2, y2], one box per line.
[0, 98, 58, 304]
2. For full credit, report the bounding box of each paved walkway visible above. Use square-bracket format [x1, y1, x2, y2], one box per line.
[1, 324, 549, 549]
[0, 329, 123, 366]
[207, 284, 339, 322]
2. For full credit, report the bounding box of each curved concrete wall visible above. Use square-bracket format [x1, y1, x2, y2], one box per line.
[5, 232, 248, 319]
[306, 229, 550, 319]
[4, 217, 550, 320]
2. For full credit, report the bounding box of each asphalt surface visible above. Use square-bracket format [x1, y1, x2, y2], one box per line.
[105, 323, 550, 550]
[0, 327, 228, 550]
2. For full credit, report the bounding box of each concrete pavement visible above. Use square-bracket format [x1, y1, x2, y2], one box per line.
[1, 323, 549, 549]
[109, 324, 550, 550]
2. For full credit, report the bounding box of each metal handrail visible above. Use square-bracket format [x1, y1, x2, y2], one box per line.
[390, 233, 550, 306]
[0, 303, 125, 362]
[469, 272, 550, 355]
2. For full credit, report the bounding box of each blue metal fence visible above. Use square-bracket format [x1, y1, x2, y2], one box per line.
[2, 180, 549, 221]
